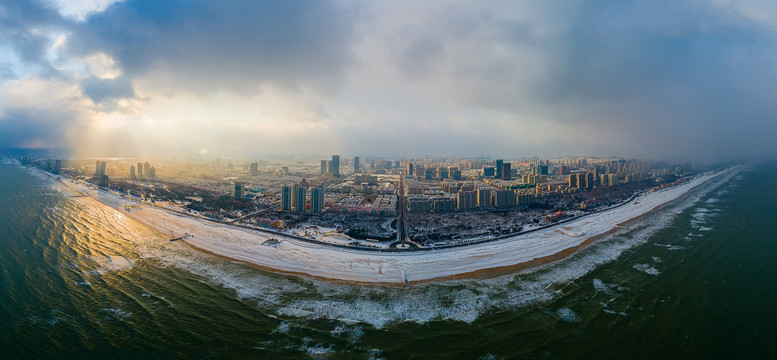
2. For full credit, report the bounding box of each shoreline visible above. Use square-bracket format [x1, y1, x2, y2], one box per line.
[49, 166, 734, 285]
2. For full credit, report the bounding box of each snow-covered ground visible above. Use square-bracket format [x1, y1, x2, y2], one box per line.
[58, 171, 728, 284]
[289, 226, 391, 249]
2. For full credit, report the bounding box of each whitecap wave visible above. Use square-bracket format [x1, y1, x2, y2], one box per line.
[632, 263, 660, 275]
[88, 255, 135, 274]
[556, 307, 582, 322]
[100, 307, 132, 320]
[654, 243, 686, 251]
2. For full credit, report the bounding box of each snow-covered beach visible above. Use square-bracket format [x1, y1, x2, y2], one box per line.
[57, 170, 729, 285]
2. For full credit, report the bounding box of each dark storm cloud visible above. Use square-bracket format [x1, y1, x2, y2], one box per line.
[540, 0, 777, 159]
[80, 76, 136, 104]
[0, 0, 66, 66]
[380, 0, 777, 160]
[65, 0, 361, 93]
[0, 107, 75, 147]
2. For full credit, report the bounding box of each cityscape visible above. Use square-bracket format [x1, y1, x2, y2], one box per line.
[25, 154, 698, 251]
[2, 0, 777, 358]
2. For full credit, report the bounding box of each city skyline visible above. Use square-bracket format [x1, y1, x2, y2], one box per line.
[3, 1, 777, 161]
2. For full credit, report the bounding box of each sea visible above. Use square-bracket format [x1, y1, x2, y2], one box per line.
[0, 158, 775, 359]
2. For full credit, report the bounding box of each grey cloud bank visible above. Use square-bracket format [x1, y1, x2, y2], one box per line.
[0, 0, 775, 161]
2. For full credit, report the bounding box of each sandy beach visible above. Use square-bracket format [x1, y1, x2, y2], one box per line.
[57, 170, 729, 284]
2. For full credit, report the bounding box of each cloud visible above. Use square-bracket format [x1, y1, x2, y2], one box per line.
[0, 76, 88, 149]
[50, 0, 124, 21]
[80, 75, 135, 104]
[0, 0, 776, 161]
[0, 61, 16, 80]
[64, 0, 361, 94]
[0, 0, 67, 68]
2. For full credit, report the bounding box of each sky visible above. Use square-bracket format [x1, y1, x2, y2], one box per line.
[1, 0, 776, 161]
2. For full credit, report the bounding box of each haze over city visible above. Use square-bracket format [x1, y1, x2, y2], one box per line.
[2, 0, 777, 161]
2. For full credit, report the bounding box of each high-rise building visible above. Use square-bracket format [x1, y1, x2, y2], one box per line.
[321, 160, 327, 175]
[143, 162, 151, 178]
[477, 189, 491, 207]
[149, 167, 156, 179]
[593, 166, 604, 185]
[353, 156, 360, 172]
[568, 174, 577, 188]
[310, 187, 324, 213]
[516, 194, 534, 206]
[407, 163, 414, 175]
[137, 162, 143, 178]
[483, 167, 495, 177]
[457, 191, 477, 210]
[439, 169, 449, 180]
[584, 172, 594, 189]
[94, 160, 106, 177]
[608, 173, 618, 187]
[409, 198, 432, 212]
[495, 159, 504, 178]
[54, 160, 61, 174]
[294, 187, 307, 213]
[494, 190, 516, 207]
[94, 160, 107, 178]
[280, 186, 292, 211]
[433, 198, 455, 212]
[501, 162, 512, 180]
[130, 165, 136, 179]
[329, 155, 340, 177]
[531, 164, 549, 175]
[234, 183, 245, 198]
[250, 162, 258, 176]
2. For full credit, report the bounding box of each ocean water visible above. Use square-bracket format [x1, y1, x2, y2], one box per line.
[0, 160, 775, 359]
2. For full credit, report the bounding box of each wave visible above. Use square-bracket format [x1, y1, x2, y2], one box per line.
[100, 307, 133, 320]
[88, 255, 135, 275]
[1, 157, 20, 165]
[556, 307, 582, 322]
[632, 263, 660, 275]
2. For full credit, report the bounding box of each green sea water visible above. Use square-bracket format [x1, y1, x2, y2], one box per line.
[0, 159, 775, 359]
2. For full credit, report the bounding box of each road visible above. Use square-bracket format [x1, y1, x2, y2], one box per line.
[228, 206, 275, 223]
